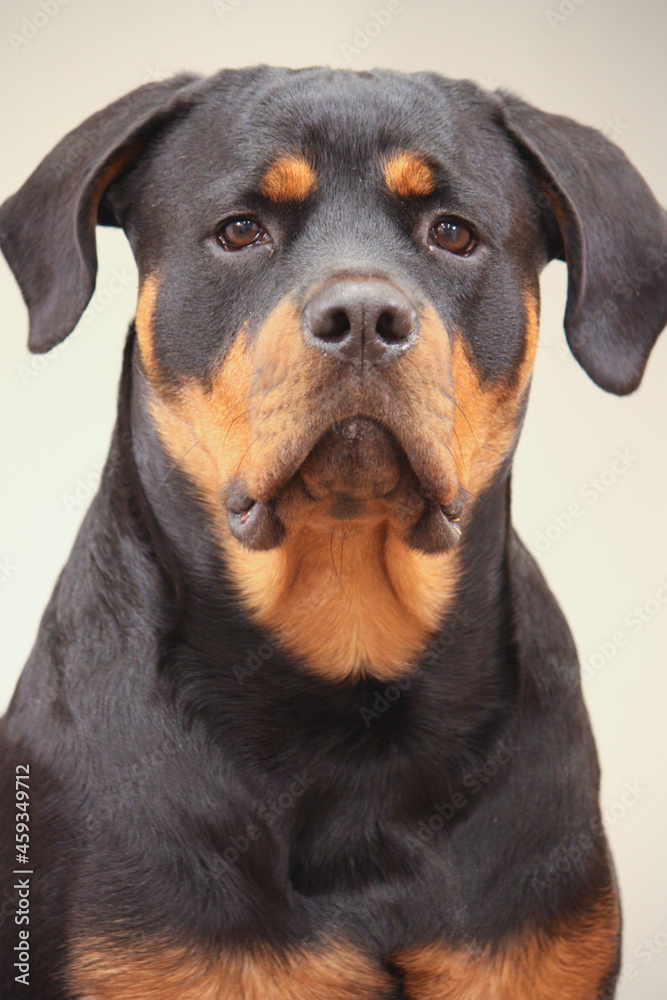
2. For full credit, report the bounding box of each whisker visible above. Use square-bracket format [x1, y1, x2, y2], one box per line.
[156, 436, 203, 489]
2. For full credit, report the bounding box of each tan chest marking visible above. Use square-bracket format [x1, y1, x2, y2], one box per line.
[69, 889, 618, 999]
[391, 890, 620, 999]
[68, 937, 395, 1000]
[224, 520, 460, 682]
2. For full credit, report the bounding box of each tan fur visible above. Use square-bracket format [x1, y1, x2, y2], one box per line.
[87, 141, 145, 227]
[260, 155, 317, 202]
[146, 296, 325, 505]
[383, 152, 436, 198]
[449, 290, 539, 495]
[224, 520, 460, 682]
[68, 937, 395, 1000]
[392, 890, 620, 1000]
[69, 890, 618, 999]
[135, 274, 159, 379]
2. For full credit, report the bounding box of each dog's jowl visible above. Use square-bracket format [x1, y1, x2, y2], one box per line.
[1, 68, 665, 999]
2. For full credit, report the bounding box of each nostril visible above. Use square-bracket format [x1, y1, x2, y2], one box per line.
[327, 308, 352, 340]
[375, 307, 412, 344]
[315, 307, 352, 342]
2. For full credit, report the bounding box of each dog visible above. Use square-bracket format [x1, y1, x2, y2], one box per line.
[1, 66, 665, 1000]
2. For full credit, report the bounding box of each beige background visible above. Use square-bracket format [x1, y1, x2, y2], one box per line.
[0, 0, 665, 993]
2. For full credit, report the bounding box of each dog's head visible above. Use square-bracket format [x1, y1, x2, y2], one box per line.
[2, 68, 665, 675]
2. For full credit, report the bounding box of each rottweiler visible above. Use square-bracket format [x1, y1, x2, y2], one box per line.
[1, 67, 665, 1000]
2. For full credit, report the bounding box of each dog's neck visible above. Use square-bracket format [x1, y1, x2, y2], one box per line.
[125, 340, 515, 688]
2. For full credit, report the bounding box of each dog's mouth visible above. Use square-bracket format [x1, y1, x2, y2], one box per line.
[226, 416, 465, 554]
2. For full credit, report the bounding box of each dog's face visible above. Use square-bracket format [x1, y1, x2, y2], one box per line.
[124, 71, 544, 556]
[1, 67, 665, 678]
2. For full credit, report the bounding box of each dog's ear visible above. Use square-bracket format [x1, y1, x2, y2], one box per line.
[0, 74, 202, 353]
[497, 92, 667, 394]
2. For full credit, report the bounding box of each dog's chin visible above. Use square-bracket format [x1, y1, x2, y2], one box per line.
[298, 417, 406, 504]
[226, 417, 465, 555]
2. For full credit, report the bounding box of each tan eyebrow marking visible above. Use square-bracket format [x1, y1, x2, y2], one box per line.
[383, 152, 436, 198]
[260, 155, 317, 202]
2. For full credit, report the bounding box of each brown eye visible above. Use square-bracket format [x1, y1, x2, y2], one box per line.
[429, 218, 476, 256]
[218, 217, 269, 250]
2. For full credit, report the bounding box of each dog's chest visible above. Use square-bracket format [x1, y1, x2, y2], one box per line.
[68, 894, 619, 1000]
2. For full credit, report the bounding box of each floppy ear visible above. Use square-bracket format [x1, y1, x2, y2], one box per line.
[497, 92, 667, 394]
[0, 74, 202, 353]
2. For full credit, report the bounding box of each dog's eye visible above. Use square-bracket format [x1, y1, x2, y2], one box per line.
[429, 218, 476, 256]
[217, 218, 270, 250]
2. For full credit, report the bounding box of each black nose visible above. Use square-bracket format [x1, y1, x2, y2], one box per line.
[302, 280, 416, 367]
